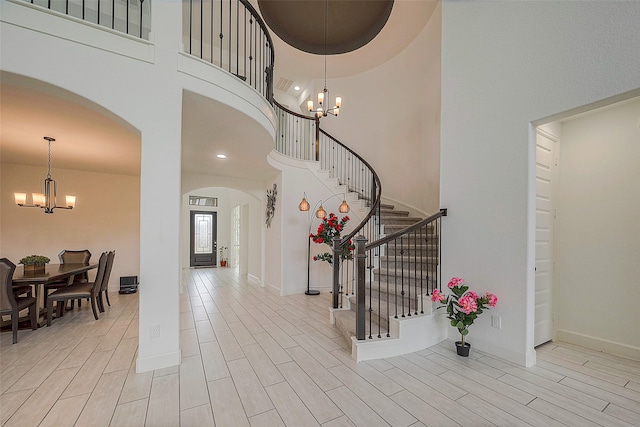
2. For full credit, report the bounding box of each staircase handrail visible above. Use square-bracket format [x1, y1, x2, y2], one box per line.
[319, 128, 383, 246]
[365, 208, 447, 252]
[271, 103, 382, 230]
[271, 102, 383, 309]
[273, 100, 313, 120]
[353, 208, 447, 341]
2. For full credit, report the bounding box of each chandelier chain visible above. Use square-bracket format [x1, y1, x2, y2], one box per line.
[47, 139, 52, 179]
[323, 0, 328, 91]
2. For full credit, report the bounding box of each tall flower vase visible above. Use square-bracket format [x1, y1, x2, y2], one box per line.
[455, 341, 471, 357]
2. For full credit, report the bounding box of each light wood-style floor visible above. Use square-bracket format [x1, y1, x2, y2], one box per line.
[2, 268, 639, 426]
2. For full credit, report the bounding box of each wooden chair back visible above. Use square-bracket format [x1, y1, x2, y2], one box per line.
[59, 249, 92, 284]
[0, 258, 18, 313]
[92, 252, 109, 294]
[100, 251, 116, 293]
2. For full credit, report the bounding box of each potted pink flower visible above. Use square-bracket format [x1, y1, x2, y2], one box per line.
[432, 277, 498, 356]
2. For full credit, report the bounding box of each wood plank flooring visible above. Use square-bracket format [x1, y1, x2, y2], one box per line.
[2, 268, 639, 426]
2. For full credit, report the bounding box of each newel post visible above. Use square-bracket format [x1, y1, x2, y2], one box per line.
[332, 237, 341, 309]
[355, 235, 367, 341]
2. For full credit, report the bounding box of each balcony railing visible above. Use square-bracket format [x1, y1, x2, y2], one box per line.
[21, 0, 151, 39]
[185, 0, 275, 103]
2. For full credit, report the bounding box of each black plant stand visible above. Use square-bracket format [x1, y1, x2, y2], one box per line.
[305, 237, 319, 296]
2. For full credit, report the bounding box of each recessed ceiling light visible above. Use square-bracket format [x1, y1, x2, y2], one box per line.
[216, 154, 227, 159]
[294, 86, 300, 91]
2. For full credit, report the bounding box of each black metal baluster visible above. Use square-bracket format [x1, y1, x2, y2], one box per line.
[219, 0, 223, 67]
[139, 0, 144, 38]
[228, 0, 231, 72]
[393, 239, 397, 319]
[419, 225, 424, 314]
[243, 7, 246, 81]
[235, 1, 239, 76]
[401, 235, 406, 317]
[248, 16, 253, 86]
[414, 227, 419, 315]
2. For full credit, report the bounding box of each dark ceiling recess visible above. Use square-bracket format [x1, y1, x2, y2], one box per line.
[258, 0, 394, 55]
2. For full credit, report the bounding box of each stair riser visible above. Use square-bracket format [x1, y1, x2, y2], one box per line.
[351, 301, 428, 331]
[365, 292, 424, 315]
[378, 257, 439, 266]
[381, 227, 438, 236]
[385, 248, 439, 257]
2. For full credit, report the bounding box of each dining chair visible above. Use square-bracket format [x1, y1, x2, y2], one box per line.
[46, 251, 107, 326]
[44, 249, 92, 310]
[1, 258, 38, 344]
[98, 251, 115, 313]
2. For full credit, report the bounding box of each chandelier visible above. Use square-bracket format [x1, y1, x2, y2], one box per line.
[14, 136, 76, 214]
[307, 0, 342, 118]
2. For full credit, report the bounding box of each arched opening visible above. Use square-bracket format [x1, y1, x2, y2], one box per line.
[0, 72, 142, 293]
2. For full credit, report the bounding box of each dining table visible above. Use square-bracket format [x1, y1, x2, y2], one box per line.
[11, 262, 97, 327]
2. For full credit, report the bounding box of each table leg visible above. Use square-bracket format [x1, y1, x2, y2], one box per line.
[35, 283, 47, 327]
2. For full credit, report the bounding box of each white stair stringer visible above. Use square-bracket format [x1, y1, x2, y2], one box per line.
[350, 309, 447, 363]
[306, 163, 369, 215]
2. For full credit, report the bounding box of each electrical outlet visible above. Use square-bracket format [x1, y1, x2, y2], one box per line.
[491, 315, 502, 329]
[150, 324, 160, 339]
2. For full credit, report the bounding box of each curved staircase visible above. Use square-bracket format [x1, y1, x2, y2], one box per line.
[333, 203, 440, 346]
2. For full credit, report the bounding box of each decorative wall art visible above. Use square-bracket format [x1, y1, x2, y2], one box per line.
[265, 183, 277, 228]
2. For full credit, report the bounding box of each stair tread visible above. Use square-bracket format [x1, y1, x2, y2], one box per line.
[334, 308, 390, 339]
[379, 210, 410, 217]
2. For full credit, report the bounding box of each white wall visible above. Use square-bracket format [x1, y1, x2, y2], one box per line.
[554, 99, 640, 358]
[1, 164, 140, 290]
[266, 152, 363, 296]
[309, 3, 442, 215]
[441, 1, 640, 365]
[264, 175, 282, 292]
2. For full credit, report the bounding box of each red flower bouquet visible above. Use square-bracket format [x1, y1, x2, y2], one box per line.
[309, 213, 354, 265]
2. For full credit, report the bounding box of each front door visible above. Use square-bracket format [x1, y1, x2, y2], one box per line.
[190, 211, 217, 267]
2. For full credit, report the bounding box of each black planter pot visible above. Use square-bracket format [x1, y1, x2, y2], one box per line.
[455, 341, 471, 357]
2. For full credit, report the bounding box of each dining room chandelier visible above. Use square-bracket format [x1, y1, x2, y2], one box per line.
[14, 136, 76, 214]
[307, 0, 342, 119]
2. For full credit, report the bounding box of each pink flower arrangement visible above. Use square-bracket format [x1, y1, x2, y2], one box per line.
[431, 277, 498, 347]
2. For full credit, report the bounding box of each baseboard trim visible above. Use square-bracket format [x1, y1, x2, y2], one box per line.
[351, 313, 447, 362]
[136, 350, 181, 373]
[247, 274, 261, 285]
[555, 330, 640, 361]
